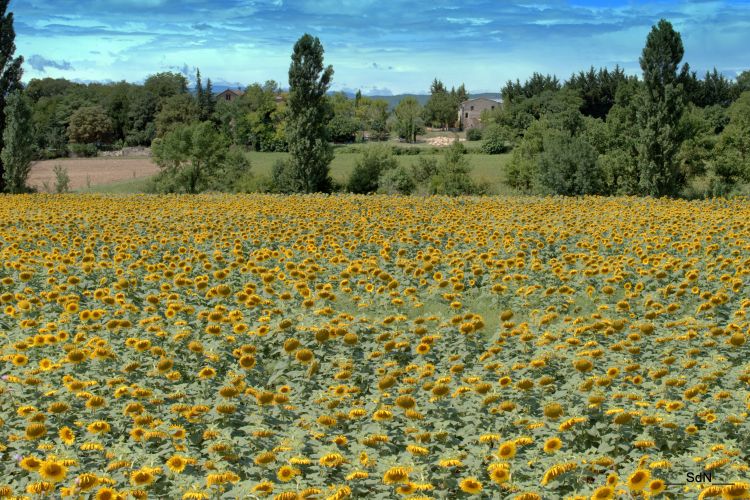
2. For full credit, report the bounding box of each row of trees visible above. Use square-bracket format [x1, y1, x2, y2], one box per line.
[482, 19, 750, 198]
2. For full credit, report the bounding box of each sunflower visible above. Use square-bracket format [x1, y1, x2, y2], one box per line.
[497, 441, 517, 460]
[130, 469, 155, 486]
[383, 466, 411, 484]
[627, 469, 651, 492]
[277, 465, 300, 482]
[37, 460, 67, 483]
[489, 466, 510, 484]
[25, 423, 47, 440]
[591, 486, 615, 499]
[543, 437, 562, 453]
[20, 456, 42, 471]
[459, 477, 483, 494]
[649, 479, 666, 495]
[166, 455, 188, 473]
[95, 487, 118, 500]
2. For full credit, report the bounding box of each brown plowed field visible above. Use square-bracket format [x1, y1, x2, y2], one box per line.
[28, 158, 159, 191]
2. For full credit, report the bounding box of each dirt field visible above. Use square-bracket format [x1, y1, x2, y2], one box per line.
[27, 158, 159, 192]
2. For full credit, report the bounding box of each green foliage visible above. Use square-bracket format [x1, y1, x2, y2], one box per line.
[564, 65, 632, 119]
[286, 34, 334, 193]
[429, 141, 479, 196]
[391, 96, 424, 143]
[270, 158, 299, 194]
[52, 164, 70, 193]
[151, 121, 228, 193]
[465, 128, 482, 141]
[377, 164, 416, 194]
[155, 94, 200, 138]
[636, 19, 687, 197]
[0, 0, 24, 193]
[423, 79, 457, 129]
[67, 105, 114, 145]
[68, 142, 98, 158]
[346, 144, 397, 193]
[1, 91, 34, 193]
[535, 130, 603, 195]
[480, 123, 513, 154]
[144, 72, 188, 102]
[502, 72, 560, 103]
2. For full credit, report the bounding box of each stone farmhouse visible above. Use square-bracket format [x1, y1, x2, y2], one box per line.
[458, 97, 502, 130]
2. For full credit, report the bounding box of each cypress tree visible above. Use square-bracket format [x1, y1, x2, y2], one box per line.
[636, 19, 686, 197]
[195, 68, 204, 120]
[0, 0, 24, 193]
[204, 78, 214, 119]
[286, 34, 334, 193]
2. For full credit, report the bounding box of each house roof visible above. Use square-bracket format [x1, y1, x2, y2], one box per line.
[461, 97, 502, 105]
[217, 88, 245, 96]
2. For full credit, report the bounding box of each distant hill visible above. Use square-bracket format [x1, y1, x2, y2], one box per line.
[199, 86, 501, 110]
[351, 92, 502, 110]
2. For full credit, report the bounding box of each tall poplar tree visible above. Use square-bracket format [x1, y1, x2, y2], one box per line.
[1, 91, 34, 193]
[637, 19, 686, 197]
[286, 34, 334, 193]
[0, 0, 24, 192]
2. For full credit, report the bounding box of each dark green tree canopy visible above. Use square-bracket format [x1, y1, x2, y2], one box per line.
[285, 33, 335, 193]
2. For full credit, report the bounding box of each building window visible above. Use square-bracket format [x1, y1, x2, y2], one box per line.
[465, 112, 469, 118]
[470, 106, 474, 111]
[491, 106, 495, 109]
[225, 93, 231, 101]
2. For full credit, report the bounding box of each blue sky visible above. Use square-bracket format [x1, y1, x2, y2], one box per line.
[10, 0, 750, 95]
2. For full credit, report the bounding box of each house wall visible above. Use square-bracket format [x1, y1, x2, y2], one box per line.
[458, 99, 500, 129]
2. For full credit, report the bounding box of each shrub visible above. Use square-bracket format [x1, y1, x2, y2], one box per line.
[466, 128, 483, 141]
[378, 164, 416, 195]
[481, 124, 513, 154]
[270, 158, 299, 193]
[535, 131, 603, 195]
[53, 165, 70, 193]
[69, 143, 98, 158]
[430, 141, 479, 196]
[347, 145, 398, 193]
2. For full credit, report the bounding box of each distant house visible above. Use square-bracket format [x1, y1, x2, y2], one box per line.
[216, 89, 245, 102]
[458, 98, 502, 130]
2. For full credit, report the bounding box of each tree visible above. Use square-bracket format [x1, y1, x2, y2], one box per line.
[637, 19, 687, 197]
[327, 92, 358, 143]
[67, 106, 114, 145]
[392, 96, 424, 143]
[347, 144, 397, 193]
[195, 69, 204, 118]
[535, 130, 603, 195]
[144, 72, 188, 110]
[151, 121, 228, 193]
[1, 91, 34, 193]
[0, 0, 24, 192]
[423, 78, 455, 129]
[204, 78, 215, 119]
[430, 140, 477, 195]
[155, 94, 199, 138]
[285, 34, 334, 193]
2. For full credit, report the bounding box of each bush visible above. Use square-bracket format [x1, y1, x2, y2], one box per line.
[270, 158, 299, 193]
[429, 141, 480, 196]
[535, 131, 603, 195]
[69, 143, 98, 158]
[391, 146, 421, 156]
[53, 165, 70, 193]
[378, 165, 416, 194]
[466, 128, 483, 141]
[234, 173, 274, 193]
[410, 157, 440, 185]
[347, 145, 398, 193]
[481, 124, 513, 154]
[328, 114, 359, 143]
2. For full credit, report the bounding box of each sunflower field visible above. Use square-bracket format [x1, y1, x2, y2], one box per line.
[1, 194, 749, 500]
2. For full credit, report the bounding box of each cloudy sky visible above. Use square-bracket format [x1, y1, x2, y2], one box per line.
[10, 0, 750, 95]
